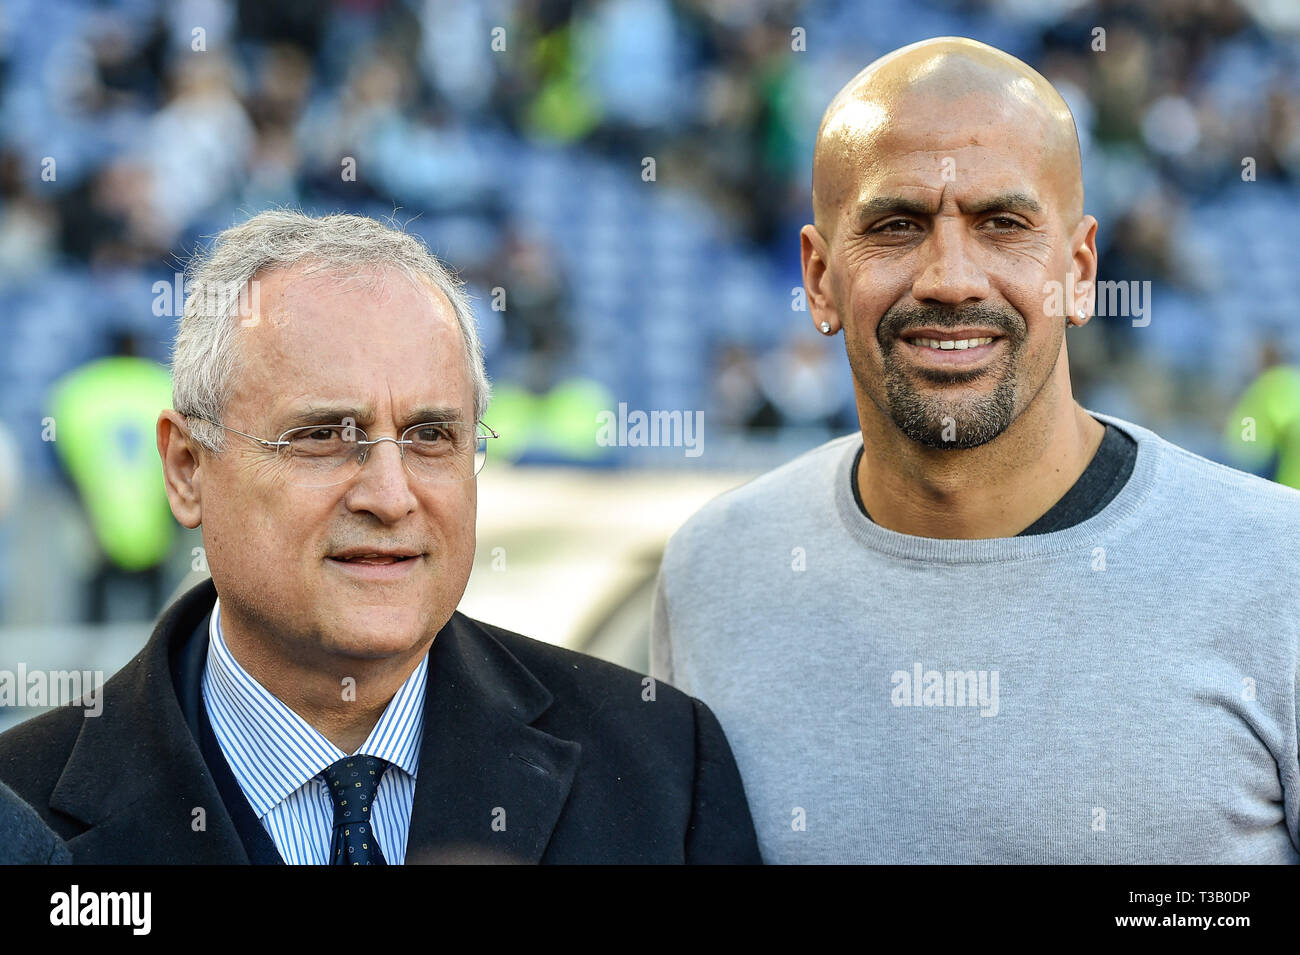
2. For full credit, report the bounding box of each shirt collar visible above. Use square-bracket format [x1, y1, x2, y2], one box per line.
[202, 595, 426, 818]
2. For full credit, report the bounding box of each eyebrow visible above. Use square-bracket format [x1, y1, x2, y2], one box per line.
[854, 192, 1043, 225]
[277, 404, 465, 431]
[963, 192, 1043, 217]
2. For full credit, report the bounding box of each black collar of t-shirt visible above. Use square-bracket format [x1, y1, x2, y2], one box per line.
[849, 417, 1137, 536]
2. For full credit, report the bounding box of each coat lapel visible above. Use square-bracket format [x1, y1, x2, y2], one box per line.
[47, 579, 580, 864]
[405, 613, 580, 864]
[50, 578, 248, 864]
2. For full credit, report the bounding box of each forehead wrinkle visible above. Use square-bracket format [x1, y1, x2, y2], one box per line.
[235, 268, 470, 430]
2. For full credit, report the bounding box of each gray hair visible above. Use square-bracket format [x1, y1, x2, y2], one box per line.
[171, 208, 491, 453]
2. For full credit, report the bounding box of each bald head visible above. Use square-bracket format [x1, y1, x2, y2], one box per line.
[812, 37, 1083, 233]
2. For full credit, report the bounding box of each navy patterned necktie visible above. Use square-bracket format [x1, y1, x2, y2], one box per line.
[321, 755, 390, 865]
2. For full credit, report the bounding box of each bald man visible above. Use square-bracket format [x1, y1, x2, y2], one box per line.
[651, 38, 1300, 863]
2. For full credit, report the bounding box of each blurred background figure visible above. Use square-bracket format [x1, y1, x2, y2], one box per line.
[1222, 342, 1300, 489]
[0, 0, 1297, 726]
[486, 226, 572, 392]
[47, 331, 176, 623]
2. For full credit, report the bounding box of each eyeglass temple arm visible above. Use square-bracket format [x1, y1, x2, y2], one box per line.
[184, 414, 286, 450]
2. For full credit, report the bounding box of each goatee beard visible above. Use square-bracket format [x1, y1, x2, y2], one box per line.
[857, 301, 1025, 450]
[882, 364, 1018, 449]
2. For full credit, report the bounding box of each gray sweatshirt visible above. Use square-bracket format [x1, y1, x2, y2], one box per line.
[651, 410, 1300, 863]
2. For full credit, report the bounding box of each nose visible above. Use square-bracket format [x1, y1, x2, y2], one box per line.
[346, 436, 417, 522]
[910, 219, 991, 306]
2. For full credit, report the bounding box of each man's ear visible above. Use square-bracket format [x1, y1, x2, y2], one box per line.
[1069, 214, 1099, 325]
[801, 223, 840, 335]
[157, 410, 203, 529]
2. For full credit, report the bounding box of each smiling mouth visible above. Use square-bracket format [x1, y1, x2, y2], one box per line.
[903, 336, 997, 350]
[897, 335, 1005, 354]
[891, 334, 1010, 380]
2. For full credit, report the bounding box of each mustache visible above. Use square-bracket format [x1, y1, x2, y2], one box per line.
[878, 301, 1024, 341]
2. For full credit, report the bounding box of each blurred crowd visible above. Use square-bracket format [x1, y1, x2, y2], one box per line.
[0, 0, 1298, 621]
[1, 0, 1297, 443]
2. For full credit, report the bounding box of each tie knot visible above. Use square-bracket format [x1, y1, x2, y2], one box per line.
[321, 755, 389, 826]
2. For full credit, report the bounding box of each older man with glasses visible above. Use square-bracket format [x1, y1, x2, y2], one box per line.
[0, 209, 760, 865]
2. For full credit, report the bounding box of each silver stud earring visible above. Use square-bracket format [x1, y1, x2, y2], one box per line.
[820, 321, 832, 334]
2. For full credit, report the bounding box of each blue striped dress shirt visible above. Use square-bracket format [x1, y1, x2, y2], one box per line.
[201, 596, 425, 864]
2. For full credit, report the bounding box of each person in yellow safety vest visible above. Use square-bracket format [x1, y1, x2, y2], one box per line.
[1222, 342, 1300, 490]
[488, 378, 616, 463]
[48, 337, 176, 621]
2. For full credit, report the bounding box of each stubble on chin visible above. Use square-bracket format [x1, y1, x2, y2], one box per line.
[849, 330, 1022, 451]
[883, 359, 1019, 450]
